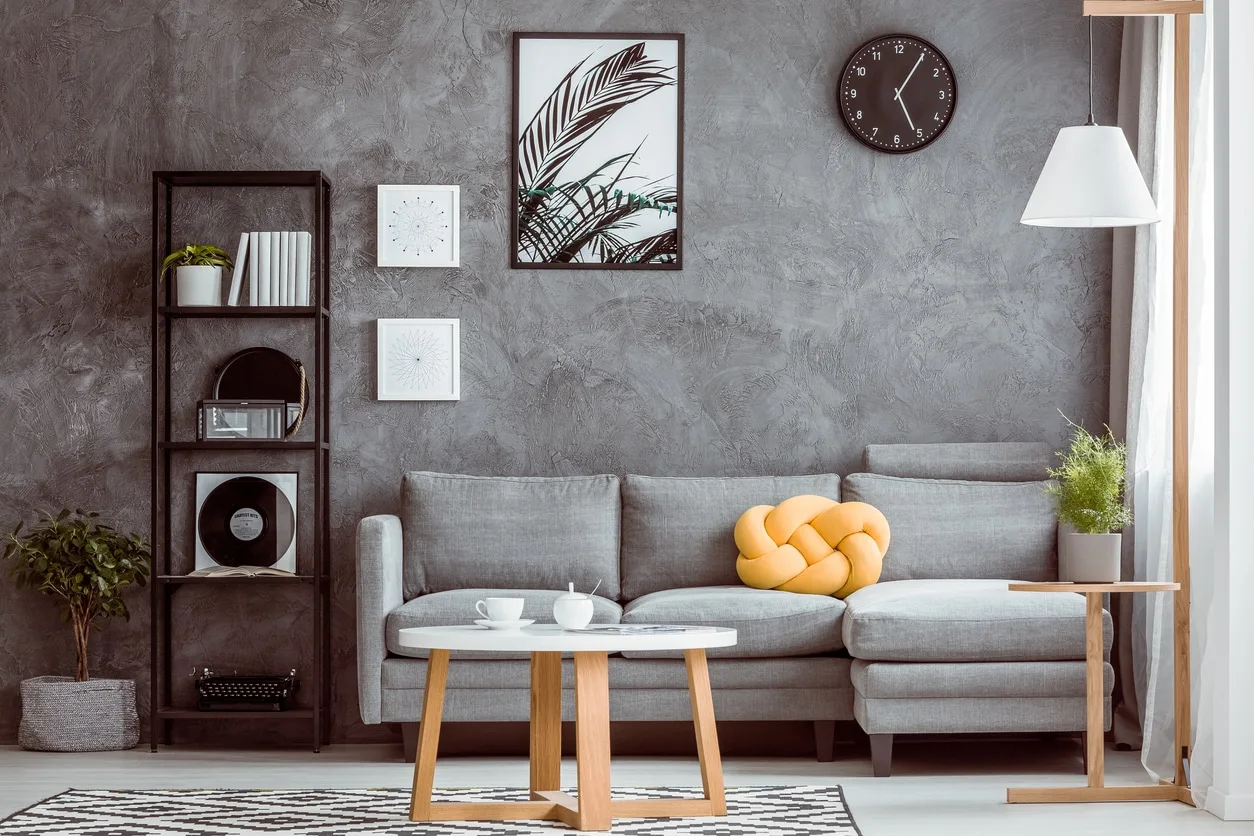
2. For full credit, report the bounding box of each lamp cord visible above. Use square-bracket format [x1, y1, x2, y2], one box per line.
[1087, 16, 1097, 126]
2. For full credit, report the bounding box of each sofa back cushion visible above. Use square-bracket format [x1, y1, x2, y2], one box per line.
[400, 472, 621, 599]
[841, 473, 1056, 581]
[864, 442, 1052, 482]
[620, 474, 841, 601]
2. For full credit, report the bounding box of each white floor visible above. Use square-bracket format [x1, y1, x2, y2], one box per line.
[1, 741, 1250, 835]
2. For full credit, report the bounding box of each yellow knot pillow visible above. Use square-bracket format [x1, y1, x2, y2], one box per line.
[735, 495, 890, 598]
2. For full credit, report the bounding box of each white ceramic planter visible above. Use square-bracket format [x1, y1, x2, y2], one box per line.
[1058, 524, 1122, 583]
[175, 265, 223, 306]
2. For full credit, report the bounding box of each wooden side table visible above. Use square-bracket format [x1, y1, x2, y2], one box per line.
[1005, 581, 1185, 803]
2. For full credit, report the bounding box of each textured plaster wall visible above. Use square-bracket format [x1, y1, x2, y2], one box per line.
[0, 0, 1119, 744]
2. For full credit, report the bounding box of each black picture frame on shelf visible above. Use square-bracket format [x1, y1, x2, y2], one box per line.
[149, 170, 332, 753]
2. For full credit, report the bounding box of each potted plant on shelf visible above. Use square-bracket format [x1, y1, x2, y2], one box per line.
[3, 509, 150, 751]
[160, 243, 233, 306]
[1047, 421, 1132, 583]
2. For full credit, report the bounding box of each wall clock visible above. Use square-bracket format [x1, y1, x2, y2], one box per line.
[838, 34, 957, 154]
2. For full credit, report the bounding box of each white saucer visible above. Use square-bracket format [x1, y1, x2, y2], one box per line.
[474, 618, 536, 631]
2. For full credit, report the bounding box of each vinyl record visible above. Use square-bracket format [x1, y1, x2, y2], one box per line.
[197, 476, 295, 567]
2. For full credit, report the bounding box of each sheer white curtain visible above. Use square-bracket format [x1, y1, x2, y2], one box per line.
[1121, 10, 1215, 798]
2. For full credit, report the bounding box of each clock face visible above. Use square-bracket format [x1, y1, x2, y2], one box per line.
[838, 35, 957, 153]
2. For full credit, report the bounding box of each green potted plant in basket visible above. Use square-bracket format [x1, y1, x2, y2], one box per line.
[1047, 422, 1132, 583]
[4, 509, 150, 751]
[161, 243, 233, 306]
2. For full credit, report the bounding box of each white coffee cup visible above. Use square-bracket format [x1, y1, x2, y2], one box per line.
[475, 597, 525, 622]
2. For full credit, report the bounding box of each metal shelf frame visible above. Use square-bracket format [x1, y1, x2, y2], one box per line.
[149, 170, 332, 753]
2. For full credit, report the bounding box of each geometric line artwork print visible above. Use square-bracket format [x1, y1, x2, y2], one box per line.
[376, 185, 460, 267]
[388, 196, 449, 257]
[376, 318, 460, 401]
[0, 786, 863, 835]
[387, 327, 450, 389]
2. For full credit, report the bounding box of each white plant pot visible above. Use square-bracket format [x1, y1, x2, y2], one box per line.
[175, 265, 223, 306]
[1058, 524, 1122, 583]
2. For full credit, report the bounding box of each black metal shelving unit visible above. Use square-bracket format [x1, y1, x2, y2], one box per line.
[150, 170, 332, 752]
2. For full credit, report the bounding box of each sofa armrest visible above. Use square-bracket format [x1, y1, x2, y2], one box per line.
[356, 514, 404, 725]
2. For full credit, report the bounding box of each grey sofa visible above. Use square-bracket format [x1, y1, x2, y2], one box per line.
[356, 442, 1111, 775]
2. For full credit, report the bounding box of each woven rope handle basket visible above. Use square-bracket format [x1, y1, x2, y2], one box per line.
[19, 676, 139, 752]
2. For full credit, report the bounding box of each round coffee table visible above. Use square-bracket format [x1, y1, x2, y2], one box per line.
[397, 624, 738, 832]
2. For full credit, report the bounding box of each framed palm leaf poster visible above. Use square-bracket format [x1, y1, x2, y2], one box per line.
[512, 32, 684, 269]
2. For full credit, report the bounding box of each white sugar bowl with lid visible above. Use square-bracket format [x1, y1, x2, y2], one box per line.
[553, 582, 595, 630]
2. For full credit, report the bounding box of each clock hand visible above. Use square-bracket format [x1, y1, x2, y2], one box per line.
[894, 88, 916, 132]
[893, 52, 926, 102]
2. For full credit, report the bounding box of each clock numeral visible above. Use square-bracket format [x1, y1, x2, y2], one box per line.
[933, 68, 940, 77]
[893, 134, 901, 144]
[916, 128, 923, 138]
[939, 90, 946, 99]
[855, 66, 866, 76]
[934, 112, 941, 121]
[855, 110, 862, 119]
[894, 44, 904, 54]
[849, 89, 857, 98]
[871, 127, 879, 138]
[871, 50, 881, 60]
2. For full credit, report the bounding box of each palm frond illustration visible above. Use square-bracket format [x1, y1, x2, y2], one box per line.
[517, 41, 679, 265]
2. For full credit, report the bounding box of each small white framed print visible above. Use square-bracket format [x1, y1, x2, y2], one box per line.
[377, 185, 460, 267]
[376, 318, 461, 401]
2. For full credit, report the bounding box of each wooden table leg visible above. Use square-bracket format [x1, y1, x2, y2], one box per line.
[409, 648, 449, 821]
[530, 651, 562, 795]
[1085, 591, 1105, 788]
[685, 648, 727, 815]
[574, 650, 611, 831]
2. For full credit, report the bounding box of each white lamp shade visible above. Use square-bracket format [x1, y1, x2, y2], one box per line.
[1020, 125, 1159, 227]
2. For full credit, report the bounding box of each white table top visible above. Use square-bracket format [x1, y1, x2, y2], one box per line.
[397, 624, 738, 653]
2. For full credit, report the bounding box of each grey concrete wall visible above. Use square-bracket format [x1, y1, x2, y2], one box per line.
[0, 0, 1119, 744]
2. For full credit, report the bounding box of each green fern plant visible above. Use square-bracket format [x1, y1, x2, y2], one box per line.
[1046, 421, 1132, 535]
[159, 243, 233, 280]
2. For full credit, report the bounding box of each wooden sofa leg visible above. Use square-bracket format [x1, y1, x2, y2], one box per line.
[870, 733, 893, 777]
[814, 720, 837, 762]
[401, 723, 418, 763]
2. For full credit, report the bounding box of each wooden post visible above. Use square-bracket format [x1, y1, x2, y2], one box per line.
[1171, 10, 1192, 792]
[1080, 0, 1201, 800]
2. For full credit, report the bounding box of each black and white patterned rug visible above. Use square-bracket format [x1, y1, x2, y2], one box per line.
[0, 786, 860, 835]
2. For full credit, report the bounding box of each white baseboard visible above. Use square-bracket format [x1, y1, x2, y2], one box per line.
[1205, 789, 1254, 821]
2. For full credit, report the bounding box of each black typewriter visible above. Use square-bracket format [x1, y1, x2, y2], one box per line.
[194, 667, 299, 711]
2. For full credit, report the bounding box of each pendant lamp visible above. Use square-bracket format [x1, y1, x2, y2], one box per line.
[1020, 19, 1159, 228]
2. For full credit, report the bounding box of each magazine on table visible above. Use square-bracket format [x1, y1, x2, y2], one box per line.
[566, 624, 716, 635]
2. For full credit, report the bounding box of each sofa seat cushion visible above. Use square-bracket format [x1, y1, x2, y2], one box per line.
[619, 585, 845, 659]
[387, 589, 622, 659]
[841, 579, 1112, 662]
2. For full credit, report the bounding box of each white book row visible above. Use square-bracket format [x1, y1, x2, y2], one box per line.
[226, 231, 314, 307]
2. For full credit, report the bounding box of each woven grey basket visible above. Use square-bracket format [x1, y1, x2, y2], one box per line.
[19, 676, 140, 752]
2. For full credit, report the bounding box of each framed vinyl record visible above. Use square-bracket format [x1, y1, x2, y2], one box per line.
[195, 472, 297, 572]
